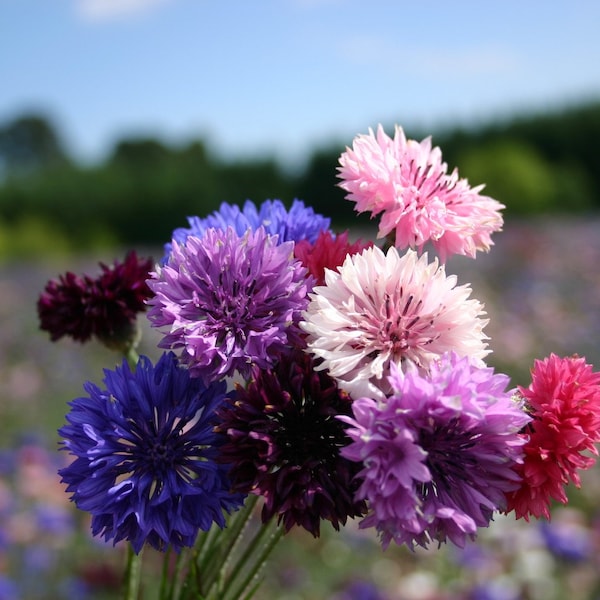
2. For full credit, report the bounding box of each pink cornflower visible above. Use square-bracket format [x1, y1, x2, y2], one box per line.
[506, 354, 600, 520]
[337, 124, 504, 261]
[294, 230, 372, 286]
[300, 246, 489, 401]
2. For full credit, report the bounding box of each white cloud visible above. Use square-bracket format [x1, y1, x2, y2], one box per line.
[75, 0, 174, 23]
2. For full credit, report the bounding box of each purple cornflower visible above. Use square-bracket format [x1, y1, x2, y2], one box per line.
[58, 352, 244, 554]
[148, 226, 311, 384]
[341, 352, 530, 550]
[215, 350, 366, 537]
[164, 198, 331, 261]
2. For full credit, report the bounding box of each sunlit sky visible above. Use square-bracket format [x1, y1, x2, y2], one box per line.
[2, 0, 600, 167]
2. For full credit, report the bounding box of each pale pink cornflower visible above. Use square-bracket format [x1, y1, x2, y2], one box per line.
[337, 125, 504, 261]
[301, 247, 489, 401]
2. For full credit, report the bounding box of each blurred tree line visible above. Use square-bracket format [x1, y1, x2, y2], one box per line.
[0, 100, 599, 257]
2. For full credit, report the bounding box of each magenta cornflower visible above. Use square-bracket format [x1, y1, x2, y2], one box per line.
[506, 354, 600, 520]
[337, 125, 504, 261]
[341, 353, 530, 550]
[215, 350, 366, 537]
[37, 251, 154, 349]
[301, 246, 489, 401]
[147, 226, 311, 384]
[294, 229, 372, 286]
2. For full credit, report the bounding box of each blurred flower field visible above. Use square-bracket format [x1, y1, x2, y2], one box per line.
[1, 215, 600, 599]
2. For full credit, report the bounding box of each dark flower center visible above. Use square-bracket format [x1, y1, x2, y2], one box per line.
[417, 417, 479, 494]
[275, 403, 342, 466]
[123, 418, 210, 497]
[148, 441, 174, 466]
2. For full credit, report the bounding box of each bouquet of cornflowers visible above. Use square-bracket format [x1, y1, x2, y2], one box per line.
[37, 125, 600, 599]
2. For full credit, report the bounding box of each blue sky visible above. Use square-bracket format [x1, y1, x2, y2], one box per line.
[2, 0, 600, 167]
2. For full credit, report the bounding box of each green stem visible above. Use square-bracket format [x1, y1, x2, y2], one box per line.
[161, 547, 189, 600]
[220, 519, 284, 600]
[159, 546, 171, 600]
[125, 345, 140, 369]
[193, 523, 221, 580]
[124, 545, 144, 600]
[196, 495, 259, 596]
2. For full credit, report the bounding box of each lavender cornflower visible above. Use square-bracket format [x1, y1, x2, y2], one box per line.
[148, 226, 311, 384]
[341, 353, 530, 550]
[58, 352, 244, 554]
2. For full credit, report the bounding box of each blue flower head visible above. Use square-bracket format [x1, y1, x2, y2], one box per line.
[163, 198, 331, 262]
[58, 352, 245, 554]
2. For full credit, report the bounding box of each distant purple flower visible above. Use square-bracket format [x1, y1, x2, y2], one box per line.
[148, 226, 311, 384]
[470, 581, 520, 600]
[341, 353, 530, 549]
[34, 505, 74, 537]
[0, 576, 19, 600]
[59, 352, 244, 554]
[164, 199, 331, 261]
[334, 580, 388, 600]
[540, 516, 592, 562]
[216, 350, 366, 537]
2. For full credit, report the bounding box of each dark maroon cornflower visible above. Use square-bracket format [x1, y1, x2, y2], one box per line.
[91, 251, 155, 347]
[37, 251, 154, 350]
[215, 350, 366, 537]
[37, 271, 95, 343]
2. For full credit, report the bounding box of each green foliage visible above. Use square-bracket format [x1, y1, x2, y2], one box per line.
[435, 101, 600, 215]
[0, 113, 70, 176]
[0, 100, 599, 252]
[456, 139, 594, 215]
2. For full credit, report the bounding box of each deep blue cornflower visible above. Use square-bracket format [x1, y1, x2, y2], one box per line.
[58, 352, 244, 554]
[163, 198, 331, 261]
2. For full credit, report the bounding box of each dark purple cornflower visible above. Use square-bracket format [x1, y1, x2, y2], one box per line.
[164, 198, 331, 261]
[215, 350, 366, 537]
[148, 226, 311, 384]
[58, 352, 244, 554]
[37, 251, 154, 350]
[341, 352, 530, 550]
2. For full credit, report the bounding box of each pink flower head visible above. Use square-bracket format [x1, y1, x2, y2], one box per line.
[337, 124, 504, 261]
[506, 354, 600, 520]
[301, 246, 489, 401]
